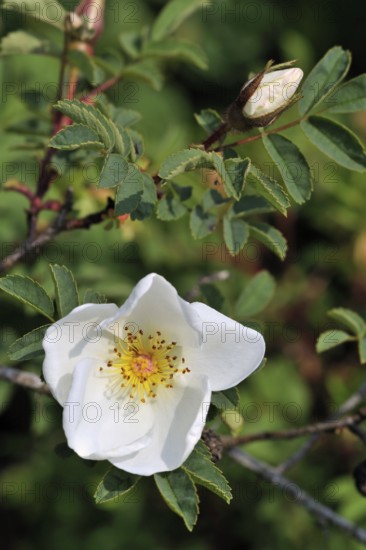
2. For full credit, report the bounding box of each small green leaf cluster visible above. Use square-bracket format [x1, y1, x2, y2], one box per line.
[0, 265, 106, 361]
[95, 439, 232, 531]
[299, 47, 366, 172]
[317, 308, 366, 364]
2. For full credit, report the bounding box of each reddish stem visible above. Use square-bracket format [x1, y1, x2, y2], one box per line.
[220, 116, 304, 150]
[4, 183, 34, 200]
[202, 122, 229, 150]
[80, 75, 122, 103]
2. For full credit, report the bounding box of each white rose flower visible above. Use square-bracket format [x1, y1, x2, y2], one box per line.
[242, 67, 304, 119]
[43, 273, 265, 475]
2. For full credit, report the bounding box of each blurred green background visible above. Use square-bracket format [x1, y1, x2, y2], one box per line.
[1, 0, 366, 548]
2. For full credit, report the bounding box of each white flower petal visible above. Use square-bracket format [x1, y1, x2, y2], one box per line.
[243, 67, 303, 118]
[63, 357, 154, 460]
[186, 302, 265, 391]
[103, 273, 201, 347]
[43, 303, 118, 404]
[110, 374, 211, 475]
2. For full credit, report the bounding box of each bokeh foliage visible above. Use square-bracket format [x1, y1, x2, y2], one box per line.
[1, 0, 366, 548]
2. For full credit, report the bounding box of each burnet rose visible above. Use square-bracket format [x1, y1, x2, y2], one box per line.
[227, 62, 303, 131]
[43, 273, 265, 475]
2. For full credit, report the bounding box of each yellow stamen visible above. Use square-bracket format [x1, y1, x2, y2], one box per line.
[100, 327, 189, 403]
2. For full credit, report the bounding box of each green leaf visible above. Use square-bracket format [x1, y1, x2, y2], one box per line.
[223, 216, 249, 255]
[213, 389, 243, 433]
[54, 100, 115, 150]
[159, 149, 211, 180]
[94, 467, 140, 504]
[82, 288, 108, 305]
[154, 469, 199, 531]
[249, 222, 288, 260]
[236, 271, 276, 318]
[83, 289, 107, 304]
[299, 46, 351, 115]
[200, 284, 224, 311]
[130, 174, 157, 220]
[301, 116, 366, 172]
[202, 189, 230, 211]
[328, 308, 366, 338]
[127, 128, 144, 162]
[209, 153, 237, 200]
[229, 196, 274, 217]
[111, 123, 131, 158]
[115, 164, 143, 216]
[183, 446, 232, 504]
[68, 50, 104, 85]
[358, 338, 366, 364]
[248, 166, 290, 215]
[3, 0, 66, 29]
[194, 109, 224, 135]
[49, 124, 103, 150]
[194, 440, 212, 459]
[262, 134, 313, 204]
[0, 275, 54, 321]
[316, 330, 354, 353]
[113, 108, 142, 128]
[211, 387, 240, 410]
[152, 0, 209, 41]
[120, 60, 164, 91]
[171, 183, 192, 201]
[212, 156, 250, 200]
[119, 30, 141, 59]
[327, 75, 366, 113]
[49, 264, 79, 318]
[157, 193, 187, 221]
[0, 31, 46, 56]
[143, 38, 208, 69]
[225, 158, 251, 199]
[99, 153, 129, 188]
[8, 325, 50, 361]
[190, 206, 216, 239]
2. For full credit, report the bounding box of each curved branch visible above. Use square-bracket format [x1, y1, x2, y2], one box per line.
[277, 381, 366, 473]
[222, 407, 366, 447]
[229, 447, 366, 544]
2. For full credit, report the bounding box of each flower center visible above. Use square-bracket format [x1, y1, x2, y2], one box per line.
[99, 326, 190, 403]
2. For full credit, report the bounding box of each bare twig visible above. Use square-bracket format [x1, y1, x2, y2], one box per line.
[229, 447, 366, 545]
[0, 196, 114, 274]
[0, 366, 51, 395]
[222, 407, 366, 447]
[80, 74, 122, 103]
[277, 381, 366, 473]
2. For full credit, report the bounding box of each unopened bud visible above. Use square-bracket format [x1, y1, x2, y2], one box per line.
[227, 62, 303, 131]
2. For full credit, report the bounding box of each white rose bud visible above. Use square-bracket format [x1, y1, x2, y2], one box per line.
[227, 62, 303, 131]
[243, 68, 303, 118]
